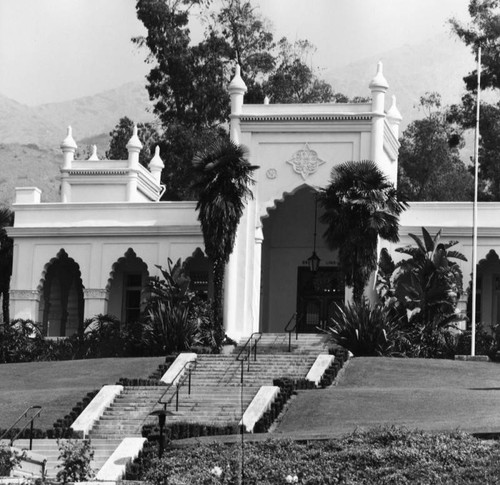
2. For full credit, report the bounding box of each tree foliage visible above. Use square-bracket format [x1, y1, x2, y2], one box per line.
[450, 1, 500, 199]
[319, 160, 407, 302]
[106, 116, 160, 167]
[398, 93, 474, 201]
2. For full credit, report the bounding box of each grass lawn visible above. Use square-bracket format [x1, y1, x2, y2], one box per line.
[145, 427, 500, 484]
[0, 357, 165, 430]
[276, 357, 500, 437]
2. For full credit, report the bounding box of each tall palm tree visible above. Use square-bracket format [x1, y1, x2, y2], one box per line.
[192, 137, 258, 340]
[319, 160, 407, 302]
[0, 206, 14, 323]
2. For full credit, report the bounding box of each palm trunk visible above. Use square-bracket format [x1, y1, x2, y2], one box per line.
[211, 258, 225, 348]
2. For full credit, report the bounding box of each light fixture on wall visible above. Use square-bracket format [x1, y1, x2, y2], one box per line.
[307, 193, 320, 273]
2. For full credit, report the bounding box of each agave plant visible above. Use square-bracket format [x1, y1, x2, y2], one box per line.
[326, 299, 406, 357]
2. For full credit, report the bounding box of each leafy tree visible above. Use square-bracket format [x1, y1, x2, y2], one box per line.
[0, 206, 13, 323]
[192, 138, 258, 339]
[319, 160, 407, 303]
[450, 1, 500, 199]
[398, 93, 474, 201]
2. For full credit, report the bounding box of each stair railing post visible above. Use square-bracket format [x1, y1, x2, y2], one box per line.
[253, 339, 257, 362]
[188, 367, 192, 395]
[240, 359, 244, 384]
[175, 384, 179, 412]
[247, 348, 250, 372]
[29, 417, 34, 450]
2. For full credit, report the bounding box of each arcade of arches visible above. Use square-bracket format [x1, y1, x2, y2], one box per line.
[35, 248, 210, 337]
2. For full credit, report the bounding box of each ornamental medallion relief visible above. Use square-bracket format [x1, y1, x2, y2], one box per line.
[286, 143, 326, 180]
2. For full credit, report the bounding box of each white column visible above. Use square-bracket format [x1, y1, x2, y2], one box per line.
[83, 289, 109, 320]
[9, 290, 40, 320]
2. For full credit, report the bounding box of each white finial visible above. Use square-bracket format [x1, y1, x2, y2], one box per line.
[88, 145, 99, 160]
[369, 61, 389, 91]
[126, 124, 143, 151]
[61, 126, 77, 150]
[264, 96, 270, 105]
[387, 95, 402, 121]
[149, 145, 164, 184]
[149, 145, 164, 170]
[61, 126, 77, 169]
[228, 64, 247, 94]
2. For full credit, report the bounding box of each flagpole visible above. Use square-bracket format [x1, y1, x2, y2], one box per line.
[471, 44, 481, 357]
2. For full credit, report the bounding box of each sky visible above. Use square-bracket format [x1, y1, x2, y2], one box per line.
[0, 0, 471, 106]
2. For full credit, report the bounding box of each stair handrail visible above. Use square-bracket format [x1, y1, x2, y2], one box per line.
[235, 332, 262, 382]
[0, 405, 42, 449]
[157, 359, 197, 412]
[284, 313, 304, 352]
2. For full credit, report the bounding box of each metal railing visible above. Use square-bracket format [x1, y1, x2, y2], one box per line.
[284, 313, 306, 352]
[158, 359, 197, 412]
[235, 332, 262, 383]
[0, 405, 42, 449]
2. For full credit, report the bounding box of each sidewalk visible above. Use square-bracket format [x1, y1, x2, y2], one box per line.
[274, 357, 500, 437]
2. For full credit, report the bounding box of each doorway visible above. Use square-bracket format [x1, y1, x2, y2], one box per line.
[296, 266, 344, 332]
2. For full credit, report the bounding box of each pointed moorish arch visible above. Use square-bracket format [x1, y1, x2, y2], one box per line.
[260, 185, 344, 334]
[37, 249, 84, 336]
[106, 248, 149, 323]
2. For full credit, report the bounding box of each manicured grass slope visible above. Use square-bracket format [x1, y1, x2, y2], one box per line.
[276, 357, 500, 437]
[0, 357, 165, 429]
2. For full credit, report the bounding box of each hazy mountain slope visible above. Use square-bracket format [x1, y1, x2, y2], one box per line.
[326, 33, 476, 128]
[0, 82, 154, 148]
[0, 144, 61, 204]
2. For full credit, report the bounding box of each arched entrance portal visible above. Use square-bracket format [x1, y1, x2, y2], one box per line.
[260, 186, 344, 333]
[107, 249, 149, 324]
[38, 250, 84, 337]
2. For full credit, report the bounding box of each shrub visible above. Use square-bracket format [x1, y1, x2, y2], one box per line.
[138, 428, 500, 484]
[56, 439, 94, 484]
[0, 445, 21, 477]
[325, 299, 405, 356]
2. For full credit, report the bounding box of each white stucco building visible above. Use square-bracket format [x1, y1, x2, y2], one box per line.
[7, 63, 500, 339]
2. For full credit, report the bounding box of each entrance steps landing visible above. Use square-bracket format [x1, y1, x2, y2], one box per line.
[237, 333, 332, 354]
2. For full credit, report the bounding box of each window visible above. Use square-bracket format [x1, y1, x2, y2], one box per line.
[124, 273, 143, 323]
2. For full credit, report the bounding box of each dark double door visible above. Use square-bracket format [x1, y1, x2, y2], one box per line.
[296, 267, 344, 332]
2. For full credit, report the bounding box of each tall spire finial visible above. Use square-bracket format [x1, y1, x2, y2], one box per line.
[369, 61, 389, 91]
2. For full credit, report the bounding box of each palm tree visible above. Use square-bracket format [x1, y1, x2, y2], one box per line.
[192, 137, 258, 341]
[319, 160, 407, 302]
[0, 206, 14, 323]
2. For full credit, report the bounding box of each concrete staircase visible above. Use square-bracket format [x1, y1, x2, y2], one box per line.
[11, 438, 122, 479]
[88, 334, 329, 436]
